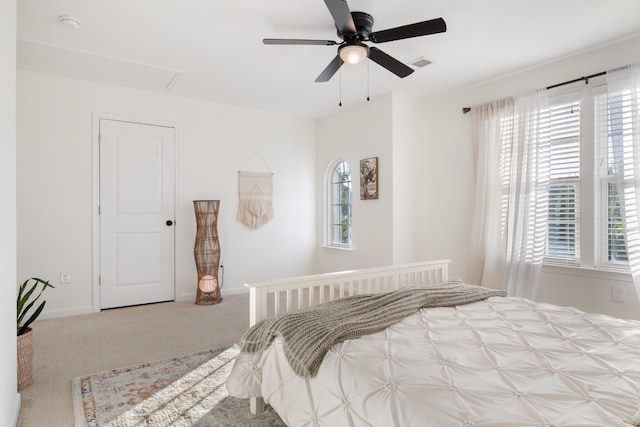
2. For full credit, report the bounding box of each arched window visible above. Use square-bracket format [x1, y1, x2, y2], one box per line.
[327, 160, 352, 247]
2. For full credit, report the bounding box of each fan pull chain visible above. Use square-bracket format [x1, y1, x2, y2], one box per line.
[367, 59, 370, 101]
[339, 66, 342, 107]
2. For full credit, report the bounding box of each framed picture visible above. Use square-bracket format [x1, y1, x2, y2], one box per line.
[360, 157, 378, 200]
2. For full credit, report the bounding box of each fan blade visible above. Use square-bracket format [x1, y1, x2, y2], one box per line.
[369, 18, 446, 43]
[263, 38, 337, 46]
[315, 55, 343, 82]
[368, 47, 414, 78]
[324, 0, 356, 34]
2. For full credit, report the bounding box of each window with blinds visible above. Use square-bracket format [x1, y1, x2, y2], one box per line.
[595, 92, 629, 265]
[545, 100, 581, 262]
[489, 77, 631, 272]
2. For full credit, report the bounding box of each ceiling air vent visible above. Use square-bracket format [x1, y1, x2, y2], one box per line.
[409, 57, 432, 69]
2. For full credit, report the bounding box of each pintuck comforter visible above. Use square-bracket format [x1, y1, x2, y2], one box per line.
[226, 295, 640, 427]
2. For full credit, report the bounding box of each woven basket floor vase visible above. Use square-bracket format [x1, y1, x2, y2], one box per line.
[17, 327, 34, 391]
[193, 200, 222, 305]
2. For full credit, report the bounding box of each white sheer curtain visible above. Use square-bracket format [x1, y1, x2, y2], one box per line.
[607, 64, 640, 300]
[504, 90, 550, 299]
[468, 90, 550, 299]
[468, 98, 514, 290]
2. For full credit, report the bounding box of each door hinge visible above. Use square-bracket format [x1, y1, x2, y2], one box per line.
[98, 275, 101, 285]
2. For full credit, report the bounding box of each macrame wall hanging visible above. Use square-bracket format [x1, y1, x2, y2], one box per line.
[237, 153, 274, 229]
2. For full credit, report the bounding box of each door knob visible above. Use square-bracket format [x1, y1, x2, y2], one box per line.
[166, 220, 174, 226]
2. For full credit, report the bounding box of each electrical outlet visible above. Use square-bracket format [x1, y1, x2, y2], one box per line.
[60, 272, 71, 284]
[611, 285, 625, 303]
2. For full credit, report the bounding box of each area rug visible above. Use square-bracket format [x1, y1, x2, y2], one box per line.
[72, 345, 286, 427]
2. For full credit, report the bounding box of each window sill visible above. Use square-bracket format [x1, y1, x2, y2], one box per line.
[541, 263, 633, 282]
[322, 244, 353, 251]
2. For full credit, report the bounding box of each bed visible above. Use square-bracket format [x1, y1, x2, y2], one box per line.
[225, 260, 640, 426]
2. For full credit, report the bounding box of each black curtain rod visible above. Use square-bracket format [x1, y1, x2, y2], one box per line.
[461, 70, 607, 114]
[546, 71, 606, 89]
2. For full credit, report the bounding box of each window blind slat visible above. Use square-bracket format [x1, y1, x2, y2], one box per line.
[594, 91, 631, 264]
[546, 101, 580, 260]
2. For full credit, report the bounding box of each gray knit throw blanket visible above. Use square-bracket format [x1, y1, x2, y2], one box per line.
[239, 281, 507, 377]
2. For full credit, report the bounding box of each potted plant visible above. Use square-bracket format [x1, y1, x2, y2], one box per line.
[17, 277, 54, 391]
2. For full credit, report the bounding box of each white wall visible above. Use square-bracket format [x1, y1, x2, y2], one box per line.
[16, 69, 317, 318]
[316, 94, 394, 273]
[1, 0, 20, 424]
[391, 93, 422, 264]
[315, 92, 425, 272]
[418, 94, 475, 279]
[419, 34, 640, 320]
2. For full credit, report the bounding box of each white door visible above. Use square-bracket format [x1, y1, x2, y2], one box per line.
[99, 119, 175, 309]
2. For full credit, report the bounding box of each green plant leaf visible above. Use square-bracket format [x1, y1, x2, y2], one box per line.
[17, 299, 38, 327]
[17, 277, 54, 336]
[19, 301, 46, 336]
[17, 279, 38, 317]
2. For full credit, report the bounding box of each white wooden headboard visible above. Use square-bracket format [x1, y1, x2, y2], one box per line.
[242, 259, 450, 414]
[244, 259, 451, 327]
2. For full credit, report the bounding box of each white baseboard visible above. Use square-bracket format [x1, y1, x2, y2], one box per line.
[11, 393, 21, 427]
[38, 305, 94, 321]
[40, 289, 248, 316]
[177, 285, 247, 302]
[221, 286, 249, 296]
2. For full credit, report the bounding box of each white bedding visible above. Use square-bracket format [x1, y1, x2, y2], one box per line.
[226, 296, 640, 426]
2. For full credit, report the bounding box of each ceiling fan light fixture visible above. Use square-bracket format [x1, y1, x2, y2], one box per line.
[339, 43, 368, 65]
[262, 0, 447, 82]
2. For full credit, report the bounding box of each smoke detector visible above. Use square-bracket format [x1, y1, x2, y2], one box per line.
[58, 15, 81, 30]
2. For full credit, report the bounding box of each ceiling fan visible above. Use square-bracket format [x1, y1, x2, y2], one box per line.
[263, 0, 447, 82]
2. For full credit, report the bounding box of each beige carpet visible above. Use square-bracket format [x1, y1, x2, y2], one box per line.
[17, 293, 253, 427]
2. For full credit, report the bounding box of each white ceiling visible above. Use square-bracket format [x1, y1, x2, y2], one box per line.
[16, 0, 640, 119]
